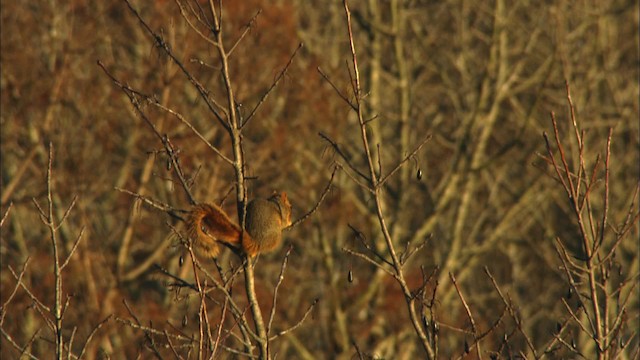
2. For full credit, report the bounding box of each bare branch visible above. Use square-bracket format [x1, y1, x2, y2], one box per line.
[0, 328, 39, 360]
[55, 195, 77, 231]
[173, 0, 219, 47]
[347, 224, 393, 268]
[317, 67, 356, 110]
[290, 166, 338, 228]
[115, 187, 186, 221]
[60, 227, 84, 271]
[484, 267, 537, 357]
[121, 0, 228, 128]
[0, 202, 12, 228]
[318, 132, 370, 183]
[0, 258, 30, 326]
[98, 61, 197, 204]
[141, 94, 233, 165]
[450, 272, 482, 359]
[269, 298, 319, 341]
[378, 134, 432, 186]
[267, 246, 292, 337]
[228, 9, 262, 57]
[243, 43, 303, 127]
[343, 247, 396, 279]
[76, 315, 112, 360]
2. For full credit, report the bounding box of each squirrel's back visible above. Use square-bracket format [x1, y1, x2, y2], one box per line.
[244, 192, 292, 256]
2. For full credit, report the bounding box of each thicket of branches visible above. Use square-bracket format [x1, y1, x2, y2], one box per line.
[1, 0, 638, 359]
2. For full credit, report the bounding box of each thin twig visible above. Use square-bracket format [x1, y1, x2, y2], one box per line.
[484, 267, 537, 357]
[334, 163, 373, 193]
[55, 195, 77, 231]
[142, 96, 233, 165]
[0, 202, 13, 228]
[173, 0, 219, 47]
[267, 246, 292, 337]
[243, 42, 303, 127]
[228, 9, 262, 57]
[211, 296, 229, 359]
[163, 330, 181, 358]
[40, 142, 65, 358]
[317, 67, 356, 110]
[290, 166, 338, 227]
[76, 315, 112, 360]
[0, 328, 39, 360]
[550, 112, 577, 199]
[269, 298, 319, 341]
[450, 272, 482, 359]
[121, 0, 228, 128]
[318, 132, 370, 183]
[60, 227, 84, 270]
[347, 224, 393, 268]
[0, 258, 30, 326]
[115, 187, 186, 221]
[378, 134, 432, 186]
[7, 265, 51, 312]
[115, 317, 192, 341]
[98, 61, 197, 204]
[596, 128, 612, 253]
[343, 248, 396, 279]
[400, 234, 432, 266]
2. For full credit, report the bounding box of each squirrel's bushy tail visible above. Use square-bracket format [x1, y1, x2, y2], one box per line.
[187, 203, 249, 258]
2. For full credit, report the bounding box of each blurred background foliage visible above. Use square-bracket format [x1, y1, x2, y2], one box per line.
[1, 0, 638, 358]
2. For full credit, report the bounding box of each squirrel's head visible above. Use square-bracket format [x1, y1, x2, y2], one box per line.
[270, 191, 292, 227]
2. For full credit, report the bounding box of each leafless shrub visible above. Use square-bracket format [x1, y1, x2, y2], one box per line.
[1, 0, 637, 359]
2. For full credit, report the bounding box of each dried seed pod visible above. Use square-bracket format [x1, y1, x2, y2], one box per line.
[618, 264, 623, 276]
